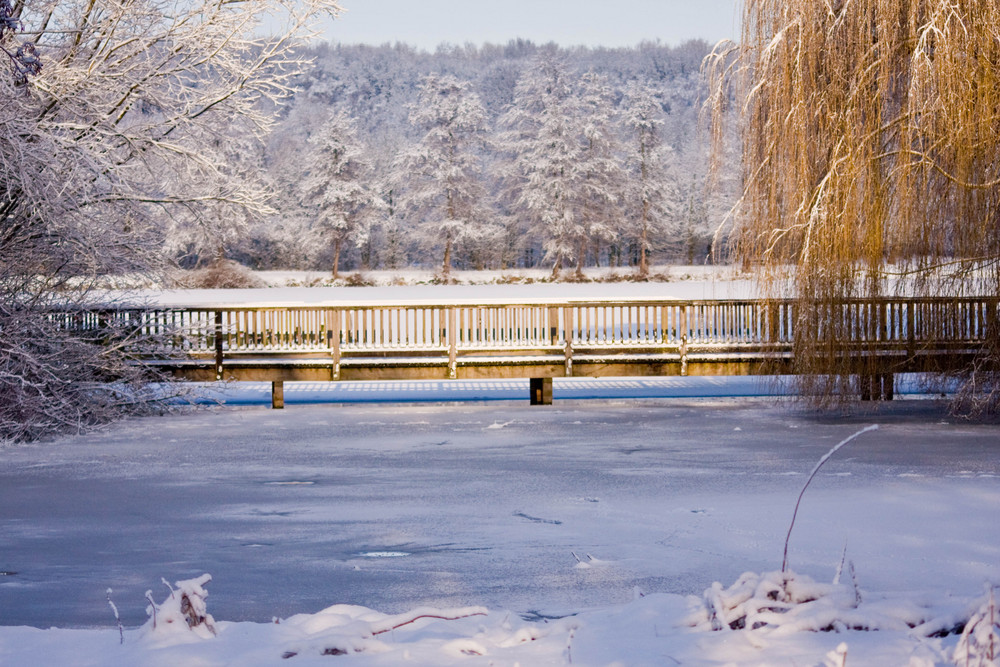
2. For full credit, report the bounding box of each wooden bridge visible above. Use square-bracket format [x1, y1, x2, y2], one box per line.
[75, 296, 996, 407]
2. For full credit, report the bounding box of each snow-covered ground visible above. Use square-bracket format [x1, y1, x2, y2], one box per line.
[142, 265, 760, 306]
[1, 397, 999, 665]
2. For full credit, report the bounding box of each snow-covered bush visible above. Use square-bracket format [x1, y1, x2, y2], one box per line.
[686, 567, 935, 635]
[954, 587, 1000, 667]
[142, 574, 217, 640]
[685, 566, 1000, 667]
[171, 260, 266, 289]
[685, 569, 877, 633]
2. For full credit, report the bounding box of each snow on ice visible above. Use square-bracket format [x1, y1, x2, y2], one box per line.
[1, 357, 999, 665]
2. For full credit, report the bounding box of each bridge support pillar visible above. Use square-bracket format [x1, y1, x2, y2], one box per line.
[530, 377, 552, 405]
[272, 381, 285, 409]
[860, 373, 894, 401]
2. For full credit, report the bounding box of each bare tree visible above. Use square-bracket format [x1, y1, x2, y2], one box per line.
[708, 0, 1000, 409]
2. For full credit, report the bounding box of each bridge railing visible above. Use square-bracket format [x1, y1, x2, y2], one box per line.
[56, 296, 996, 359]
[124, 300, 791, 355]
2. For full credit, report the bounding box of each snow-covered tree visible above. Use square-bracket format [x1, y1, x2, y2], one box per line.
[393, 75, 493, 277]
[622, 82, 678, 276]
[300, 110, 382, 278]
[0, 0, 340, 440]
[500, 55, 589, 278]
[166, 116, 272, 267]
[573, 72, 625, 276]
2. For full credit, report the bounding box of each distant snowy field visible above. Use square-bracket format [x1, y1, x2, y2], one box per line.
[146, 265, 760, 306]
[2, 397, 999, 666]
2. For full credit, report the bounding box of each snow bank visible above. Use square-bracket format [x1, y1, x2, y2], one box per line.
[2, 575, 995, 666]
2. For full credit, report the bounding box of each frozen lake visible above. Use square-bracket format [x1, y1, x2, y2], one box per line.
[1, 396, 998, 633]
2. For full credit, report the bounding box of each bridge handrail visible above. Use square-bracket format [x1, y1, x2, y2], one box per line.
[48, 296, 997, 359]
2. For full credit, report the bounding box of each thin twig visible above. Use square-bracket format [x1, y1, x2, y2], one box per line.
[782, 424, 879, 572]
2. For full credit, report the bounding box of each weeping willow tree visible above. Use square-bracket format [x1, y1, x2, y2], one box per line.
[707, 0, 1000, 410]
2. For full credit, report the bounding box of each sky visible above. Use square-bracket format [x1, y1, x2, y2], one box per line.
[321, 0, 742, 51]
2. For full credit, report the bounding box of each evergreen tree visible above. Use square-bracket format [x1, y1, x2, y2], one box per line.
[500, 55, 587, 278]
[299, 110, 381, 278]
[622, 82, 677, 276]
[574, 72, 625, 276]
[393, 74, 493, 277]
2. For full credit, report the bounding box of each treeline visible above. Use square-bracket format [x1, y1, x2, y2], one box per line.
[179, 40, 738, 276]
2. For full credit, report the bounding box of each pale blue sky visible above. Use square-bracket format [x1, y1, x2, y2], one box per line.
[322, 0, 742, 50]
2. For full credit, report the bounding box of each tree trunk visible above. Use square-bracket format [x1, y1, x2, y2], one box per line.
[638, 220, 649, 278]
[332, 238, 342, 279]
[442, 235, 452, 278]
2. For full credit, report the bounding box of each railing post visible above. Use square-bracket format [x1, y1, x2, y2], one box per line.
[330, 309, 341, 380]
[447, 307, 457, 379]
[548, 307, 559, 345]
[563, 306, 574, 377]
[214, 310, 224, 381]
[679, 303, 689, 376]
[767, 302, 780, 343]
[987, 298, 998, 344]
[907, 302, 916, 358]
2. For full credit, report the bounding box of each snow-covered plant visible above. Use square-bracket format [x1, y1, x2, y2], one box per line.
[0, 0, 41, 85]
[686, 426, 898, 633]
[571, 71, 624, 278]
[824, 642, 848, 667]
[954, 587, 1000, 667]
[686, 568, 935, 634]
[107, 588, 123, 644]
[143, 574, 217, 639]
[689, 570, 851, 632]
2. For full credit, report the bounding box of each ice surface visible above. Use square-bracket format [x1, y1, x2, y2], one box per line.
[1, 398, 998, 665]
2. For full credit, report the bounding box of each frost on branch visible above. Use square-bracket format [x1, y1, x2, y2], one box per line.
[0, 0, 42, 85]
[143, 574, 216, 640]
[277, 604, 488, 659]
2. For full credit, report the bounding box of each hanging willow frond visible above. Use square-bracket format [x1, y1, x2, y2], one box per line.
[708, 0, 1000, 410]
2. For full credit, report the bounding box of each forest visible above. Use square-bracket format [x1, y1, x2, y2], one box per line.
[198, 39, 738, 278]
